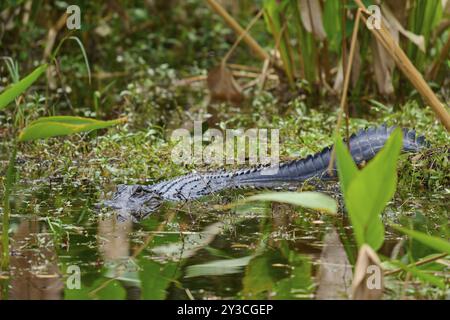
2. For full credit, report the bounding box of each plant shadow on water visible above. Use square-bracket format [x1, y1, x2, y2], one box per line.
[0, 177, 447, 300]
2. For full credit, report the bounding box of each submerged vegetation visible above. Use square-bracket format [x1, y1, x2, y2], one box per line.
[0, 0, 449, 300]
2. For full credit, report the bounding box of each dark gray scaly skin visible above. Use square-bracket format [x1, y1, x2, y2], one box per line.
[104, 126, 428, 220]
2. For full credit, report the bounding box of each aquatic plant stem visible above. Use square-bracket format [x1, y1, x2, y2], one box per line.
[1, 144, 17, 270]
[328, 8, 362, 173]
[384, 253, 448, 276]
[341, 0, 350, 145]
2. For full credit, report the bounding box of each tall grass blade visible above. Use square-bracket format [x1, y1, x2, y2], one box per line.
[0, 64, 47, 110]
[392, 225, 450, 255]
[1, 146, 17, 270]
[67, 36, 92, 85]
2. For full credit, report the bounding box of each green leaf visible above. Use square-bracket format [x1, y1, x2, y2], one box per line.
[242, 254, 274, 297]
[18, 116, 126, 141]
[392, 225, 450, 255]
[139, 260, 179, 300]
[52, 36, 91, 84]
[65, 278, 126, 300]
[0, 64, 47, 110]
[335, 137, 358, 194]
[262, 0, 295, 86]
[242, 191, 337, 214]
[94, 279, 127, 300]
[273, 252, 313, 299]
[242, 245, 313, 299]
[323, 0, 341, 52]
[185, 256, 253, 278]
[67, 36, 91, 84]
[389, 260, 446, 289]
[336, 128, 403, 250]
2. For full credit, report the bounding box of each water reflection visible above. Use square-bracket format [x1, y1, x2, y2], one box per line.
[315, 227, 353, 300]
[0, 181, 447, 300]
[9, 218, 64, 300]
[97, 217, 141, 299]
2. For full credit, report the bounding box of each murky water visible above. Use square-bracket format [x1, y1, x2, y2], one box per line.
[1, 177, 447, 300]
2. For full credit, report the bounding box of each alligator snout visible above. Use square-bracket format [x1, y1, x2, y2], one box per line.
[103, 184, 163, 221]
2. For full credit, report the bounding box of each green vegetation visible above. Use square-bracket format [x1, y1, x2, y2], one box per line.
[0, 0, 449, 300]
[0, 54, 124, 272]
[241, 191, 337, 214]
[335, 128, 403, 251]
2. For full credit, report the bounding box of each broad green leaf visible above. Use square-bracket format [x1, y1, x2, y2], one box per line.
[242, 191, 337, 214]
[392, 225, 450, 255]
[18, 116, 126, 141]
[273, 245, 313, 299]
[65, 277, 126, 300]
[406, 212, 438, 261]
[242, 244, 313, 299]
[28, 116, 116, 125]
[242, 254, 275, 298]
[94, 279, 127, 300]
[139, 260, 179, 299]
[336, 128, 403, 250]
[185, 256, 253, 278]
[389, 260, 446, 289]
[0, 64, 47, 110]
[64, 286, 92, 300]
[335, 137, 358, 194]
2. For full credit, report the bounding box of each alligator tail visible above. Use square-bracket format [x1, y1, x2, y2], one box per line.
[230, 125, 427, 188]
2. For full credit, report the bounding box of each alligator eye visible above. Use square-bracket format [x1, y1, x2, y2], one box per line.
[133, 186, 145, 196]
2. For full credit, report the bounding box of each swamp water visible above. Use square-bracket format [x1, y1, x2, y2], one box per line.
[0, 176, 447, 299]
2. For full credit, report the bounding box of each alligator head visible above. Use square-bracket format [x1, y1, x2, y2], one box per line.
[103, 184, 163, 221]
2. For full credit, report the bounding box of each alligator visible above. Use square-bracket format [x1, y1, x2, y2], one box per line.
[104, 125, 427, 221]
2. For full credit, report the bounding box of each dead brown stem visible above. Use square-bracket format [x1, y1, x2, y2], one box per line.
[222, 8, 264, 65]
[205, 0, 270, 62]
[354, 0, 450, 132]
[384, 253, 448, 277]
